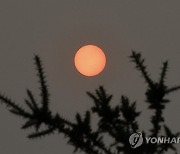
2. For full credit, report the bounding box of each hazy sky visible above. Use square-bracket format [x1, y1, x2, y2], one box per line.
[0, 1, 180, 154]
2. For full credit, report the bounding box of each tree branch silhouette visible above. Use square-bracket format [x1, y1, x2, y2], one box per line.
[0, 51, 179, 154]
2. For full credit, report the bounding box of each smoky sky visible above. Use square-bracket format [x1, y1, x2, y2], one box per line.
[0, 1, 180, 154]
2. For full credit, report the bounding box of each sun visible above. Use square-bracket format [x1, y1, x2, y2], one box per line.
[74, 45, 106, 76]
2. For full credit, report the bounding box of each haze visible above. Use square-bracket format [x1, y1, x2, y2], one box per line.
[0, 1, 179, 154]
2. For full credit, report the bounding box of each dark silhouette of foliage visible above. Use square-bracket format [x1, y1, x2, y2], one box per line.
[0, 51, 179, 154]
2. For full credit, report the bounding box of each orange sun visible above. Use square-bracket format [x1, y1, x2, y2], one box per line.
[74, 45, 106, 76]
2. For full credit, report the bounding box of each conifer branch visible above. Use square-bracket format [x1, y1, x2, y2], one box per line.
[159, 61, 168, 86]
[166, 86, 180, 94]
[26, 89, 39, 111]
[130, 51, 154, 87]
[130, 51, 180, 153]
[0, 94, 32, 118]
[28, 126, 56, 139]
[34, 55, 49, 112]
[0, 52, 179, 154]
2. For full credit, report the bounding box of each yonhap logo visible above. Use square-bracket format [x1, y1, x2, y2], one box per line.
[129, 132, 180, 149]
[129, 132, 143, 148]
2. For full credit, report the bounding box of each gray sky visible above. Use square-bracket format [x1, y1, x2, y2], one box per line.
[0, 0, 180, 153]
